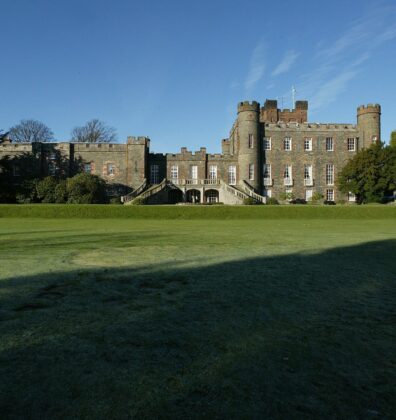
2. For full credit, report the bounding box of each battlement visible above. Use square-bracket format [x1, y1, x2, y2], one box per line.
[261, 98, 308, 123]
[208, 153, 236, 161]
[149, 152, 166, 158]
[127, 136, 150, 145]
[73, 143, 126, 151]
[0, 143, 33, 151]
[295, 100, 308, 110]
[238, 101, 260, 113]
[166, 146, 207, 160]
[357, 104, 381, 114]
[264, 122, 358, 131]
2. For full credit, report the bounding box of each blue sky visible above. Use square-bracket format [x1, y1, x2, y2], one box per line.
[1, 0, 395, 152]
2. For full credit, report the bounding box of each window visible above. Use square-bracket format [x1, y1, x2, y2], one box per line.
[304, 138, 312, 151]
[326, 189, 334, 201]
[263, 164, 272, 185]
[170, 165, 178, 179]
[348, 192, 356, 202]
[263, 189, 272, 198]
[249, 163, 254, 181]
[191, 165, 198, 180]
[326, 137, 334, 151]
[228, 165, 236, 185]
[107, 163, 115, 175]
[326, 164, 334, 185]
[12, 164, 21, 177]
[347, 138, 356, 151]
[304, 164, 312, 179]
[305, 189, 313, 201]
[304, 164, 313, 186]
[372, 136, 378, 144]
[84, 163, 92, 173]
[263, 164, 271, 178]
[284, 165, 292, 185]
[263, 137, 271, 150]
[206, 190, 219, 203]
[150, 164, 159, 184]
[248, 134, 254, 149]
[284, 137, 292, 151]
[48, 162, 57, 176]
[209, 165, 217, 180]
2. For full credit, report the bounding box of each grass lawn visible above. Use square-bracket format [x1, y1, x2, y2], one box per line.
[0, 207, 395, 419]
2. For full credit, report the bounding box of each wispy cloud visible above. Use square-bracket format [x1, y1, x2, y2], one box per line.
[297, 4, 396, 112]
[271, 50, 300, 76]
[244, 41, 266, 90]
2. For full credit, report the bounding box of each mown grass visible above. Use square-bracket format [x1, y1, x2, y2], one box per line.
[0, 216, 395, 419]
[0, 203, 395, 219]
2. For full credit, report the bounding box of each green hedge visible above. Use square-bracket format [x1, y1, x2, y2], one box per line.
[0, 204, 395, 219]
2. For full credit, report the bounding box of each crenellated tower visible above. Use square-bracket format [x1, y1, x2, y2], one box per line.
[237, 101, 261, 191]
[357, 104, 381, 148]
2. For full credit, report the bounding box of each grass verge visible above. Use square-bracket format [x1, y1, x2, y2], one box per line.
[0, 203, 395, 219]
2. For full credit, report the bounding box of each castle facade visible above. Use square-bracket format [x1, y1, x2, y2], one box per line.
[0, 99, 381, 204]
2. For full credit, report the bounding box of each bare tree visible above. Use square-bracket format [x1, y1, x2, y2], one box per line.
[71, 119, 117, 143]
[9, 119, 54, 143]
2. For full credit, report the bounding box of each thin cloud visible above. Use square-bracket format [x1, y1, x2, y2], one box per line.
[271, 50, 300, 76]
[299, 4, 396, 112]
[244, 41, 266, 90]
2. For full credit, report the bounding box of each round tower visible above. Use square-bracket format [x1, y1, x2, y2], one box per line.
[357, 104, 381, 148]
[237, 101, 261, 191]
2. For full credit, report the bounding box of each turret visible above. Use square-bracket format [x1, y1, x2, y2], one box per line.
[237, 101, 261, 191]
[126, 136, 150, 188]
[357, 104, 381, 148]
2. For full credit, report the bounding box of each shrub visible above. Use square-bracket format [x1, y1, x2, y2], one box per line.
[311, 192, 324, 204]
[54, 180, 68, 203]
[243, 197, 258, 205]
[36, 176, 59, 203]
[15, 179, 39, 204]
[266, 197, 279, 205]
[324, 200, 336, 205]
[337, 199, 346, 205]
[109, 196, 123, 205]
[279, 191, 295, 202]
[66, 173, 108, 204]
[290, 198, 307, 205]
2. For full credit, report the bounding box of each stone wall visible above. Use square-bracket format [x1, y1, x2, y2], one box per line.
[262, 123, 360, 200]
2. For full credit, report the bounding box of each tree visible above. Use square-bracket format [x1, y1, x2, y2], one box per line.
[66, 173, 108, 204]
[0, 156, 15, 202]
[390, 130, 396, 148]
[337, 142, 396, 203]
[71, 119, 117, 143]
[9, 119, 54, 143]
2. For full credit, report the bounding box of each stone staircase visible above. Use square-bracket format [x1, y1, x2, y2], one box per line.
[121, 179, 148, 204]
[123, 179, 173, 205]
[240, 180, 267, 203]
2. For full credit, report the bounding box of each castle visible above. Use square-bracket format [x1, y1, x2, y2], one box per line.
[0, 99, 381, 204]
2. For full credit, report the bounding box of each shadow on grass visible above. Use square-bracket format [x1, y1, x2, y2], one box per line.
[0, 240, 395, 419]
